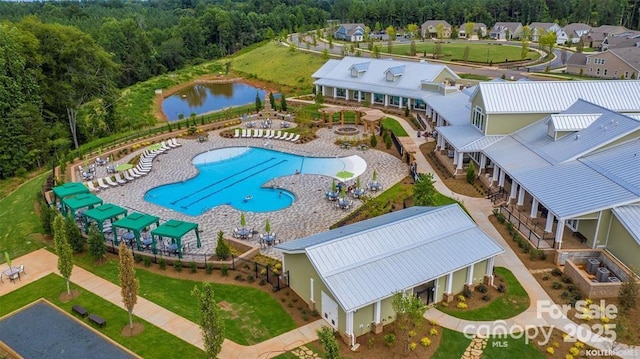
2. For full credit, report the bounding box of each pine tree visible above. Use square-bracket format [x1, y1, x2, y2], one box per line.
[192, 283, 225, 359]
[119, 242, 140, 331]
[269, 92, 276, 109]
[413, 173, 437, 206]
[255, 92, 262, 113]
[280, 95, 287, 112]
[317, 326, 340, 359]
[87, 223, 107, 263]
[215, 231, 230, 260]
[54, 214, 74, 294]
[66, 213, 85, 252]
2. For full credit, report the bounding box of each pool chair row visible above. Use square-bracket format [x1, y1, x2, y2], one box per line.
[234, 129, 300, 143]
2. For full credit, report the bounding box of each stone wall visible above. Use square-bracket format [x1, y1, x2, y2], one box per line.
[564, 259, 622, 299]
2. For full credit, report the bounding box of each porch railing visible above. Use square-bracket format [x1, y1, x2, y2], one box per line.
[499, 205, 555, 249]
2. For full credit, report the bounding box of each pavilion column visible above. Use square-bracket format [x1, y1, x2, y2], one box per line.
[493, 167, 501, 184]
[479, 154, 487, 172]
[457, 152, 464, 170]
[437, 134, 444, 150]
[333, 87, 337, 99]
[370, 92, 374, 104]
[372, 299, 383, 333]
[315, 84, 320, 94]
[345, 89, 349, 100]
[530, 198, 539, 218]
[436, 115, 443, 127]
[555, 219, 566, 249]
[498, 170, 506, 187]
[384, 95, 388, 106]
[517, 186, 525, 206]
[407, 98, 412, 108]
[445, 272, 453, 294]
[485, 257, 495, 286]
[510, 181, 518, 201]
[452, 150, 458, 166]
[321, 86, 326, 96]
[545, 212, 555, 233]
[466, 264, 474, 285]
[358, 91, 362, 103]
[399, 97, 403, 109]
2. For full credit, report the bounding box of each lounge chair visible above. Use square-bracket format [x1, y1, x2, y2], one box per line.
[123, 170, 136, 181]
[166, 138, 179, 148]
[264, 130, 273, 139]
[97, 178, 110, 190]
[283, 132, 294, 141]
[170, 138, 182, 147]
[114, 173, 127, 184]
[128, 168, 141, 179]
[290, 134, 300, 142]
[136, 164, 151, 174]
[241, 129, 247, 138]
[85, 181, 100, 192]
[234, 129, 240, 138]
[247, 129, 253, 137]
[160, 141, 172, 151]
[254, 129, 262, 138]
[133, 166, 149, 176]
[104, 176, 120, 187]
[273, 130, 282, 139]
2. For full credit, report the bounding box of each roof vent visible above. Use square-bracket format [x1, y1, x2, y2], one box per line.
[575, 134, 580, 140]
[615, 121, 619, 126]
[604, 126, 608, 131]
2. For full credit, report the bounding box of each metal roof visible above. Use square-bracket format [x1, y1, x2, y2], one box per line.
[611, 205, 640, 245]
[580, 138, 640, 196]
[350, 62, 370, 72]
[472, 81, 640, 114]
[548, 114, 601, 131]
[435, 124, 485, 151]
[284, 205, 503, 312]
[385, 65, 406, 76]
[460, 135, 505, 152]
[427, 91, 471, 126]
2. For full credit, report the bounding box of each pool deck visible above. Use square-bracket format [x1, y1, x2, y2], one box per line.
[95, 127, 408, 260]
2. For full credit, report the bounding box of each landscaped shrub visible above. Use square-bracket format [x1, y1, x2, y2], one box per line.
[562, 274, 572, 284]
[551, 268, 563, 276]
[561, 291, 570, 299]
[189, 261, 197, 273]
[542, 273, 549, 281]
[143, 256, 152, 267]
[174, 260, 183, 272]
[234, 274, 244, 282]
[429, 328, 438, 336]
[221, 265, 229, 276]
[456, 301, 468, 309]
[567, 285, 576, 292]
[463, 287, 473, 298]
[384, 334, 396, 348]
[259, 279, 267, 286]
[466, 162, 476, 184]
[370, 134, 378, 148]
[476, 284, 488, 293]
[246, 275, 255, 283]
[158, 257, 167, 270]
[482, 295, 491, 302]
[420, 337, 432, 347]
[409, 342, 417, 351]
[552, 281, 563, 289]
[205, 263, 214, 274]
[497, 283, 506, 293]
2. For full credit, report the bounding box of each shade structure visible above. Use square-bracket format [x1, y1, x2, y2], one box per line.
[81, 204, 128, 238]
[61, 193, 103, 216]
[52, 182, 89, 205]
[151, 219, 201, 259]
[111, 212, 160, 250]
[115, 163, 133, 171]
[147, 143, 163, 151]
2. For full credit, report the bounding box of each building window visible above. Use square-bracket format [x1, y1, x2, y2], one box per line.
[360, 92, 366, 100]
[614, 70, 618, 76]
[604, 69, 608, 76]
[352, 91, 359, 100]
[472, 106, 485, 131]
[625, 71, 629, 78]
[351, 68, 358, 77]
[589, 67, 593, 73]
[567, 219, 579, 231]
[596, 68, 600, 75]
[336, 88, 346, 98]
[389, 96, 400, 106]
[586, 58, 591, 64]
[593, 58, 605, 65]
[414, 99, 426, 110]
[373, 93, 384, 104]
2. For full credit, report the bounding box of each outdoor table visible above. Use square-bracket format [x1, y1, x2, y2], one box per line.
[353, 188, 365, 198]
[122, 232, 135, 245]
[263, 234, 276, 245]
[237, 228, 250, 239]
[325, 191, 339, 201]
[3, 267, 20, 281]
[141, 238, 153, 249]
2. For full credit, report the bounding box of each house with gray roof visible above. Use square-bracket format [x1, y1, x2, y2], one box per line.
[567, 47, 640, 79]
[557, 23, 592, 44]
[275, 204, 503, 346]
[421, 20, 452, 39]
[312, 57, 461, 111]
[586, 25, 627, 50]
[334, 23, 366, 42]
[490, 22, 523, 40]
[528, 22, 561, 42]
[601, 30, 640, 50]
[458, 23, 487, 39]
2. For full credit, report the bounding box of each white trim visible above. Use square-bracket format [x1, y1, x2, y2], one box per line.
[556, 219, 566, 248]
[445, 272, 453, 294]
[374, 300, 381, 323]
[466, 264, 474, 285]
[592, 211, 602, 249]
[310, 278, 315, 304]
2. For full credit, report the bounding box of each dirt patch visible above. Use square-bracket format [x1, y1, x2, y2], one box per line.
[59, 290, 80, 302]
[121, 322, 144, 337]
[489, 215, 556, 271]
[218, 301, 231, 311]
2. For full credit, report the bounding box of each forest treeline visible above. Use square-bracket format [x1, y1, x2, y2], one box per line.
[0, 0, 639, 179]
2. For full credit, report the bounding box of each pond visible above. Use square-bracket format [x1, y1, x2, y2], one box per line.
[162, 82, 268, 121]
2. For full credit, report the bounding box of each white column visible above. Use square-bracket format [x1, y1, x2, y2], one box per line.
[346, 311, 355, 347]
[517, 186, 525, 206]
[315, 84, 321, 94]
[399, 97, 403, 109]
[407, 98, 412, 108]
[452, 150, 458, 165]
[374, 300, 381, 323]
[345, 89, 349, 100]
[493, 167, 501, 184]
[466, 264, 474, 285]
[321, 86, 326, 96]
[384, 94, 389, 106]
[479, 154, 487, 171]
[545, 212, 555, 233]
[530, 198, 539, 218]
[486, 257, 495, 276]
[333, 87, 337, 98]
[556, 219, 565, 249]
[358, 91, 362, 103]
[498, 170, 506, 187]
[457, 152, 464, 170]
[437, 134, 444, 150]
[445, 272, 453, 294]
[436, 115, 443, 127]
[434, 277, 440, 300]
[510, 181, 518, 201]
[310, 278, 314, 303]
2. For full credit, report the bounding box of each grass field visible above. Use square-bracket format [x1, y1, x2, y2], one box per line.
[382, 42, 540, 63]
[231, 42, 326, 94]
[73, 254, 296, 345]
[0, 274, 205, 358]
[381, 117, 409, 136]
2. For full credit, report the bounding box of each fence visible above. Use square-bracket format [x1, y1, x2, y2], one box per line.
[233, 256, 290, 291]
[415, 113, 427, 130]
[499, 205, 555, 249]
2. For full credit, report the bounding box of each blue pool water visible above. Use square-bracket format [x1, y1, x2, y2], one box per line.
[145, 147, 354, 215]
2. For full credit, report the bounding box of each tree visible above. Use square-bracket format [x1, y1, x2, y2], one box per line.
[436, 23, 445, 40]
[87, 223, 106, 263]
[387, 39, 393, 54]
[407, 23, 419, 38]
[317, 326, 340, 359]
[464, 22, 475, 39]
[409, 40, 416, 56]
[370, 134, 378, 147]
[192, 283, 225, 359]
[280, 95, 288, 112]
[434, 42, 442, 58]
[255, 91, 262, 113]
[321, 48, 330, 60]
[215, 231, 230, 260]
[392, 292, 427, 354]
[520, 25, 531, 60]
[386, 25, 396, 41]
[315, 91, 324, 105]
[413, 173, 437, 206]
[118, 242, 139, 331]
[269, 92, 276, 109]
[618, 273, 639, 313]
[372, 45, 381, 59]
[539, 30, 557, 53]
[53, 214, 74, 295]
[576, 37, 585, 53]
[466, 161, 476, 184]
[66, 213, 85, 253]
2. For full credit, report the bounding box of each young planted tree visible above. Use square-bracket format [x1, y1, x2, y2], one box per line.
[54, 214, 74, 295]
[464, 22, 475, 39]
[372, 45, 381, 59]
[66, 213, 85, 253]
[463, 45, 471, 61]
[315, 91, 325, 105]
[192, 283, 225, 359]
[466, 161, 476, 184]
[280, 95, 288, 112]
[618, 273, 639, 313]
[255, 91, 262, 113]
[392, 292, 427, 354]
[269, 92, 276, 109]
[118, 242, 140, 331]
[317, 326, 340, 359]
[409, 40, 417, 56]
[413, 173, 437, 206]
[87, 223, 107, 263]
[215, 230, 230, 260]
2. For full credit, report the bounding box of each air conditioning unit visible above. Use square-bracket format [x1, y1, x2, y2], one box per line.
[596, 267, 611, 282]
[608, 277, 621, 283]
[587, 258, 600, 274]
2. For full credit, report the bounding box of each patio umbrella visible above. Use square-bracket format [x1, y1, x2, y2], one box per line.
[148, 143, 163, 151]
[336, 170, 354, 179]
[372, 170, 378, 182]
[331, 179, 337, 193]
[4, 252, 11, 268]
[340, 186, 346, 199]
[356, 177, 361, 189]
[240, 212, 246, 229]
[265, 219, 271, 233]
[116, 163, 134, 172]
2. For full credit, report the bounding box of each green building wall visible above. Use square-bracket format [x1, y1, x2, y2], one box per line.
[606, 216, 640, 270]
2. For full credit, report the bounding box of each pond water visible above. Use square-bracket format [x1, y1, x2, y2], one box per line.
[162, 82, 268, 121]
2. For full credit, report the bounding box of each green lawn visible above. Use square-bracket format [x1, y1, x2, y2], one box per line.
[73, 254, 296, 345]
[438, 267, 530, 320]
[231, 41, 326, 94]
[431, 328, 471, 358]
[0, 172, 49, 263]
[459, 73, 492, 81]
[483, 336, 544, 358]
[0, 274, 205, 359]
[381, 117, 409, 136]
[384, 42, 540, 63]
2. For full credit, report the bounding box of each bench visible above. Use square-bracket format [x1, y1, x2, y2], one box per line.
[88, 313, 106, 327]
[72, 305, 88, 318]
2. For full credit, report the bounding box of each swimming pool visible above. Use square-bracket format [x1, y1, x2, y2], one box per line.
[144, 147, 366, 215]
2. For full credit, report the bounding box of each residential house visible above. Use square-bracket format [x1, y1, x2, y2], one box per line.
[567, 47, 640, 79]
[601, 30, 640, 50]
[528, 22, 561, 42]
[489, 22, 523, 40]
[334, 23, 366, 42]
[312, 57, 461, 111]
[586, 25, 627, 50]
[421, 20, 452, 39]
[458, 23, 487, 39]
[275, 205, 503, 346]
[557, 23, 591, 44]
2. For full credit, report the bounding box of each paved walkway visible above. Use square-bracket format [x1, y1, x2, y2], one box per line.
[0, 249, 325, 359]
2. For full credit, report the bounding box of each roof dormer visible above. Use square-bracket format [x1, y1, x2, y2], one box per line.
[384, 65, 405, 81]
[546, 113, 601, 140]
[349, 62, 370, 77]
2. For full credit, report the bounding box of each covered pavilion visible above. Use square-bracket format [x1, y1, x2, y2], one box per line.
[81, 204, 128, 239]
[112, 212, 160, 251]
[61, 193, 103, 216]
[151, 219, 201, 259]
[318, 106, 384, 134]
[52, 182, 89, 206]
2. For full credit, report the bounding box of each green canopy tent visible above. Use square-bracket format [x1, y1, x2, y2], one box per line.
[52, 182, 89, 207]
[81, 204, 128, 239]
[151, 219, 201, 259]
[111, 212, 160, 251]
[61, 193, 103, 216]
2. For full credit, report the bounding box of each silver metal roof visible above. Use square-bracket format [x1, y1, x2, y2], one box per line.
[548, 114, 601, 131]
[460, 135, 505, 152]
[350, 62, 370, 72]
[427, 91, 471, 126]
[611, 205, 640, 245]
[580, 138, 640, 197]
[472, 81, 640, 114]
[435, 124, 484, 151]
[281, 205, 504, 312]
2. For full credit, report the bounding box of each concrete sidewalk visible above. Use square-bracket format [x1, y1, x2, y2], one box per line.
[0, 249, 324, 359]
